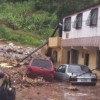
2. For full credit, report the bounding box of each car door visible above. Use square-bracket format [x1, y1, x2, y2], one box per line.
[54, 65, 63, 79]
[55, 65, 69, 81]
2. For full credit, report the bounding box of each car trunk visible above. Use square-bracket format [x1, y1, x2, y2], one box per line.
[72, 73, 96, 78]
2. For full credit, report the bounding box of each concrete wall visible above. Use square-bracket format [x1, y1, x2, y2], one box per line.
[61, 48, 71, 64]
[49, 37, 61, 48]
[62, 6, 100, 39]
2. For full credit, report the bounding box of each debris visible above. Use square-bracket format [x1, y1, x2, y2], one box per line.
[66, 86, 79, 91]
[9, 43, 14, 46]
[0, 63, 13, 68]
[0, 43, 52, 93]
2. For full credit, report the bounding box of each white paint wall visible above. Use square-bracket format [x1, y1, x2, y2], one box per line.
[62, 6, 100, 39]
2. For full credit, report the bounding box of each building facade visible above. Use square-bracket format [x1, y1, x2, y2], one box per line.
[61, 4, 100, 78]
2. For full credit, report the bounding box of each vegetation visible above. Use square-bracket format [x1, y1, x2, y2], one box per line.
[0, 25, 42, 46]
[0, 0, 100, 45]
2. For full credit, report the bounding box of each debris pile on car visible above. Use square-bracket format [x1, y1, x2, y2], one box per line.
[0, 43, 50, 90]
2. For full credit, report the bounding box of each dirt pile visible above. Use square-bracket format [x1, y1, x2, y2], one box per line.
[0, 43, 50, 90]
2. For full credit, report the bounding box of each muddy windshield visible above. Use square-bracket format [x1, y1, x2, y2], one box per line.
[68, 65, 91, 73]
[32, 59, 52, 68]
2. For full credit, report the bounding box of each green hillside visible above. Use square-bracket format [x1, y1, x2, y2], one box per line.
[0, 0, 100, 46]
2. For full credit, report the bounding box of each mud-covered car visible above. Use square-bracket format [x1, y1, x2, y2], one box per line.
[54, 64, 97, 85]
[26, 58, 54, 81]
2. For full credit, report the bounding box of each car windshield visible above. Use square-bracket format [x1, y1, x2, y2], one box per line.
[68, 65, 91, 73]
[31, 59, 52, 68]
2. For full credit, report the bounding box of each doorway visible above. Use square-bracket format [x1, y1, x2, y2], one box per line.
[67, 51, 70, 64]
[71, 49, 79, 64]
[52, 51, 57, 63]
[84, 53, 89, 66]
[96, 50, 100, 70]
[45, 48, 52, 57]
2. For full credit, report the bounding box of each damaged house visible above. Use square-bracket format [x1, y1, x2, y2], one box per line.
[48, 4, 100, 79]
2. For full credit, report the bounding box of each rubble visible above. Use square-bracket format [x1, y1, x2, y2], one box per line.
[0, 43, 50, 90]
[66, 86, 79, 91]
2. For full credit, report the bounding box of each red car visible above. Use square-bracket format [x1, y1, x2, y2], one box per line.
[26, 58, 54, 81]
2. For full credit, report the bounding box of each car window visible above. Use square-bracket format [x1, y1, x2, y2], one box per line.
[32, 59, 52, 68]
[56, 65, 66, 73]
[61, 65, 66, 73]
[68, 65, 91, 73]
[56, 66, 63, 72]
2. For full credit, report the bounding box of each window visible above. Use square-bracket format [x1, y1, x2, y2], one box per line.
[64, 17, 71, 31]
[73, 13, 82, 29]
[68, 65, 91, 73]
[86, 8, 98, 26]
[32, 59, 52, 68]
[96, 50, 100, 71]
[56, 66, 63, 72]
[56, 65, 66, 73]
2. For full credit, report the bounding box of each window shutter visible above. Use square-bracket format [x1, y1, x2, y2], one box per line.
[73, 13, 82, 29]
[86, 8, 98, 26]
[64, 17, 71, 31]
[77, 13, 82, 28]
[91, 8, 98, 25]
[72, 17, 77, 29]
[86, 12, 91, 26]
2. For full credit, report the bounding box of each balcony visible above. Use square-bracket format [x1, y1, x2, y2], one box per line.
[48, 37, 61, 48]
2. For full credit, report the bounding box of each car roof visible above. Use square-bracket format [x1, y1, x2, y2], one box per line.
[61, 64, 88, 67]
[32, 58, 51, 61]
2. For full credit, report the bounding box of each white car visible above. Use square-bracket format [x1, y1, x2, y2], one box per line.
[54, 64, 97, 86]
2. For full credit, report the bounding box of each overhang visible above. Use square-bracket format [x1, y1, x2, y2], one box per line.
[61, 36, 100, 48]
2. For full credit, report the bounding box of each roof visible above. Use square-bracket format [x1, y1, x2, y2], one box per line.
[64, 3, 100, 18]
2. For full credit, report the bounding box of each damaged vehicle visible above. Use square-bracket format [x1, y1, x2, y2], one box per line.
[26, 58, 54, 82]
[54, 64, 97, 86]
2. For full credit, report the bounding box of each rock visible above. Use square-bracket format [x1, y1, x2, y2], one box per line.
[9, 43, 14, 46]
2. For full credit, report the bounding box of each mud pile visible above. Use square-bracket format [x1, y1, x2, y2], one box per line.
[0, 43, 50, 90]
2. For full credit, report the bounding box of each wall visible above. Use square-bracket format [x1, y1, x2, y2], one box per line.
[40, 44, 48, 55]
[49, 37, 61, 47]
[62, 6, 100, 39]
[78, 49, 100, 79]
[52, 48, 62, 67]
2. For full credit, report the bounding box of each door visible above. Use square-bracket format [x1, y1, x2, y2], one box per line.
[67, 51, 70, 64]
[96, 50, 100, 70]
[84, 53, 89, 66]
[52, 51, 57, 63]
[71, 49, 79, 64]
[46, 48, 52, 56]
[55, 65, 68, 81]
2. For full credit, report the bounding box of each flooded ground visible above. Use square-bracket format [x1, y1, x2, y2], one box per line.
[16, 81, 100, 100]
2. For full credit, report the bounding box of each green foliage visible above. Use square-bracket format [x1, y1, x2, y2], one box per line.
[0, 25, 42, 46]
[0, 0, 100, 46]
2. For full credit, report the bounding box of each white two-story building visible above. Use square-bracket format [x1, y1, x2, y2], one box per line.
[61, 4, 100, 78]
